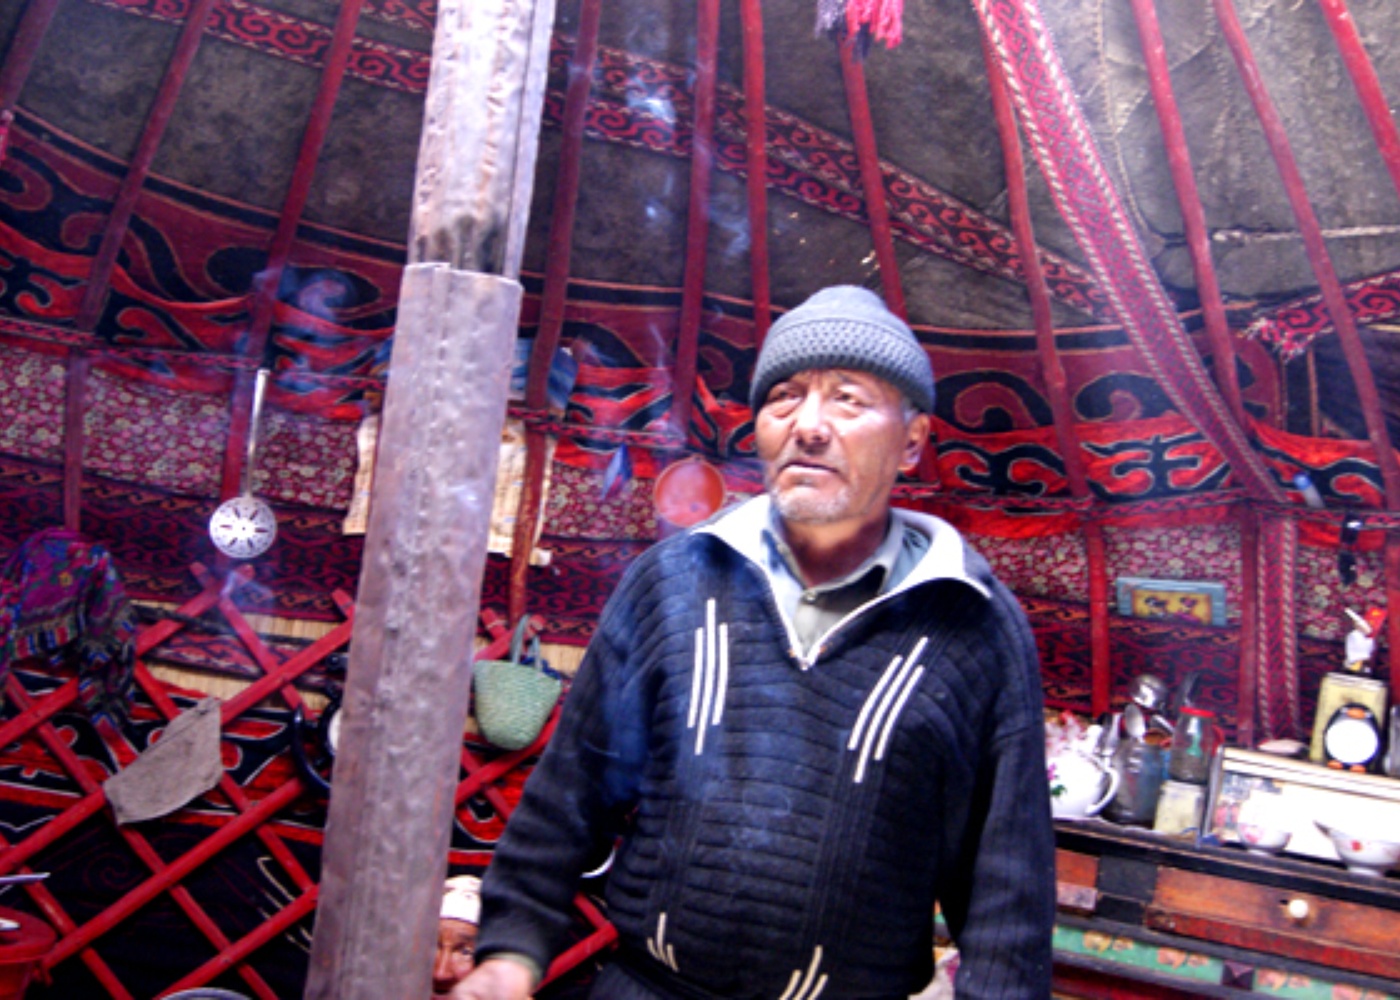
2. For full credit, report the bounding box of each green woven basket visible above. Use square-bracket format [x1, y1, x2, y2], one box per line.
[472, 618, 561, 751]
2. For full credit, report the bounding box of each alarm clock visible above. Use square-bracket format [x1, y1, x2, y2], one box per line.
[1322, 703, 1383, 772]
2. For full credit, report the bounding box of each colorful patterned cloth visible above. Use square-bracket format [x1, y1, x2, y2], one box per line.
[0, 528, 136, 731]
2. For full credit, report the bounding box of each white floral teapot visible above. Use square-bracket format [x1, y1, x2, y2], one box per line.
[1047, 724, 1120, 820]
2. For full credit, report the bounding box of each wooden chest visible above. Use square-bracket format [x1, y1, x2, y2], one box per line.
[1053, 823, 1400, 998]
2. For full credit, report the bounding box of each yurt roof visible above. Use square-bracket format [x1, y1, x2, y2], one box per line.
[3, 0, 1400, 692]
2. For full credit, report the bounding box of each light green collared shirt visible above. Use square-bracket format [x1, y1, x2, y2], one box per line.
[700, 495, 988, 668]
[762, 508, 930, 656]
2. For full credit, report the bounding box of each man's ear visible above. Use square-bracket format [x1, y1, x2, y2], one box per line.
[900, 413, 931, 473]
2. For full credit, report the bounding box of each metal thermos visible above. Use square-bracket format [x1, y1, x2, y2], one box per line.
[1105, 737, 1168, 826]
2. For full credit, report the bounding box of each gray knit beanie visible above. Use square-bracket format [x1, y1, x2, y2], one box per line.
[749, 286, 935, 413]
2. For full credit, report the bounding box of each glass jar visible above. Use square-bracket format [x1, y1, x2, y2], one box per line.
[1104, 737, 1168, 826]
[1153, 779, 1206, 838]
[1168, 707, 1220, 785]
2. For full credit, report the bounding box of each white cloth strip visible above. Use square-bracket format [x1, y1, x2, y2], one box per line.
[778, 970, 803, 1000]
[695, 600, 717, 754]
[854, 638, 928, 783]
[854, 664, 914, 784]
[688, 625, 705, 730]
[847, 654, 905, 750]
[713, 621, 729, 725]
[873, 665, 925, 763]
[648, 911, 676, 971]
[791, 946, 825, 1000]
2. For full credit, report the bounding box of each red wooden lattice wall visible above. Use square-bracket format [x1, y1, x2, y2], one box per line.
[0, 566, 613, 998]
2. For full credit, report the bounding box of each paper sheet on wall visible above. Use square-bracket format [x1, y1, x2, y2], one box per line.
[342, 413, 379, 536]
[488, 418, 553, 565]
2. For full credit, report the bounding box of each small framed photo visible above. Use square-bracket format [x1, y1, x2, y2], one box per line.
[1115, 576, 1227, 626]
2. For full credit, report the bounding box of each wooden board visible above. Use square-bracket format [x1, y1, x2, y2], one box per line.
[1147, 867, 1400, 981]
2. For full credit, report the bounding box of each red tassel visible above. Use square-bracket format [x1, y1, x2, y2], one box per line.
[845, 0, 903, 48]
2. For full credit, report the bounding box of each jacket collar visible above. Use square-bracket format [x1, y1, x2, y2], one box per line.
[699, 495, 990, 601]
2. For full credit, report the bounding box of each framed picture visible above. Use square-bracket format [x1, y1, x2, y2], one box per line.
[1204, 748, 1400, 861]
[1115, 576, 1227, 626]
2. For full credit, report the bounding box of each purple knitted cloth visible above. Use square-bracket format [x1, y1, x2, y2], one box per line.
[1, 528, 137, 730]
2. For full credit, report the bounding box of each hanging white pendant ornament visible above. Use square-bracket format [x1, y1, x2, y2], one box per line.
[209, 368, 278, 559]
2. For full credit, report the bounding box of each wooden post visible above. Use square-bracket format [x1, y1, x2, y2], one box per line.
[303, 0, 556, 997]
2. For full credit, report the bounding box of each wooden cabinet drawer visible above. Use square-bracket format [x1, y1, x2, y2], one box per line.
[1055, 848, 1099, 913]
[1146, 867, 1400, 981]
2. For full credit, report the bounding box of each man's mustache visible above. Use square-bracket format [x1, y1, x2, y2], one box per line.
[774, 450, 845, 477]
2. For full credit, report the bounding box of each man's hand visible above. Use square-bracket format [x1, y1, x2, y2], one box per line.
[449, 956, 537, 1000]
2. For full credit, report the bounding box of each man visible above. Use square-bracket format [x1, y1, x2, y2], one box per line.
[456, 286, 1056, 999]
[435, 876, 482, 997]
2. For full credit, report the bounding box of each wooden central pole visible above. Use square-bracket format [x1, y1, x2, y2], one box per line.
[304, 0, 556, 996]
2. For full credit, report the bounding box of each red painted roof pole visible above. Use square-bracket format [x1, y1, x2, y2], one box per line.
[1216, 0, 1400, 711]
[74, 0, 220, 331]
[0, 0, 58, 112]
[671, 0, 722, 438]
[1128, 0, 1258, 744]
[838, 34, 906, 319]
[982, 56, 1084, 498]
[1213, 0, 1400, 507]
[60, 0, 221, 531]
[1127, 0, 1247, 431]
[983, 37, 1112, 716]
[508, 0, 604, 625]
[1334, 0, 1400, 703]
[521, 0, 601, 415]
[739, 0, 772, 348]
[219, 0, 368, 501]
[1316, 0, 1400, 204]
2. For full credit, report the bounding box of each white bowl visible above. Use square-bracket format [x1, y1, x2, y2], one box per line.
[1316, 821, 1400, 877]
[1237, 821, 1291, 855]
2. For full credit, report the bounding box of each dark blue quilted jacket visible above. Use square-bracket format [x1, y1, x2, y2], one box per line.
[478, 500, 1055, 1000]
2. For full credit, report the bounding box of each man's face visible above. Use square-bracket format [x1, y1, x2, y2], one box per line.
[432, 918, 478, 996]
[756, 368, 929, 529]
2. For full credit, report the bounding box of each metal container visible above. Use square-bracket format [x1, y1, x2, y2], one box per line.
[1127, 673, 1169, 714]
[1104, 737, 1168, 827]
